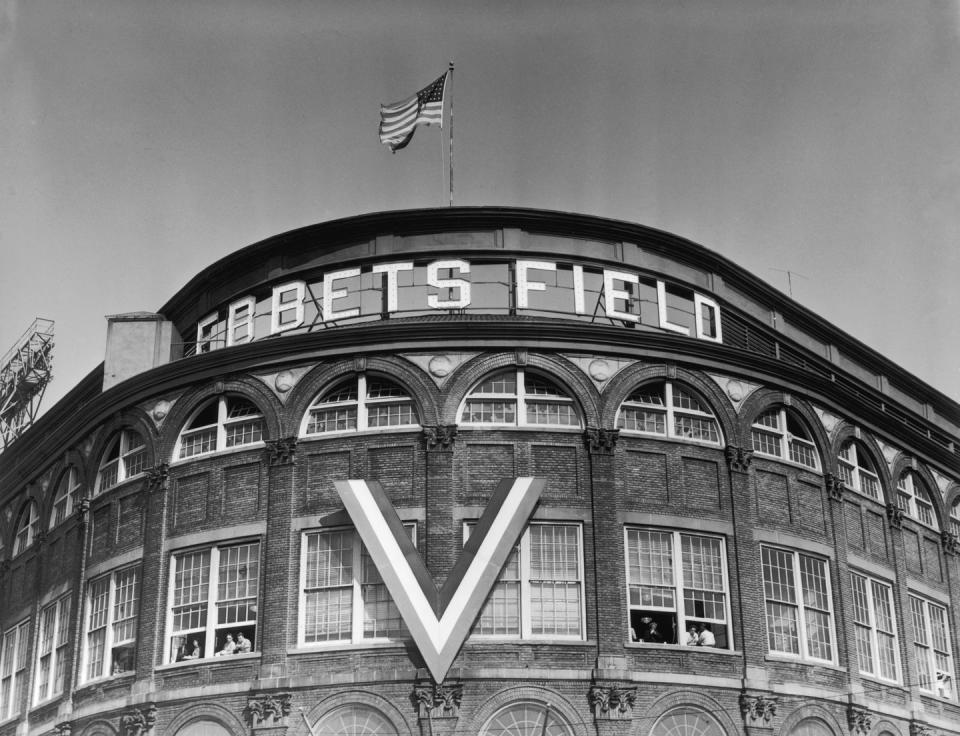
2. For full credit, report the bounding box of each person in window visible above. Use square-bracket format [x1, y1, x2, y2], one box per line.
[632, 615, 655, 642]
[645, 621, 665, 643]
[235, 632, 251, 654]
[696, 623, 715, 647]
[183, 639, 201, 659]
[215, 634, 236, 656]
[684, 624, 700, 646]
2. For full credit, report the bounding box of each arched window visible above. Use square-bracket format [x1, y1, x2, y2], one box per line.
[314, 705, 399, 736]
[302, 375, 419, 435]
[837, 441, 881, 500]
[460, 369, 580, 428]
[787, 719, 834, 736]
[751, 407, 820, 470]
[13, 503, 38, 557]
[96, 429, 147, 493]
[617, 381, 721, 445]
[50, 467, 81, 529]
[651, 708, 726, 736]
[896, 470, 938, 529]
[175, 395, 265, 460]
[481, 703, 573, 736]
[176, 722, 232, 736]
[950, 500, 960, 537]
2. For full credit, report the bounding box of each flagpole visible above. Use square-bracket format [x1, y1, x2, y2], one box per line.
[448, 61, 454, 207]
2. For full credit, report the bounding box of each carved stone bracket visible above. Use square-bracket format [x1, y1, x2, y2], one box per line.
[423, 425, 458, 452]
[588, 685, 636, 720]
[74, 498, 91, 527]
[740, 694, 777, 726]
[119, 703, 157, 736]
[886, 503, 904, 529]
[942, 531, 960, 556]
[584, 428, 619, 455]
[726, 446, 754, 474]
[146, 463, 170, 493]
[265, 437, 298, 466]
[245, 692, 293, 729]
[825, 473, 845, 502]
[847, 707, 871, 736]
[53, 722, 72, 736]
[414, 681, 463, 719]
[910, 722, 937, 736]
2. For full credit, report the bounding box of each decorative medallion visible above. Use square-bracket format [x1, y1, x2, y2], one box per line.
[428, 355, 453, 378]
[588, 359, 611, 382]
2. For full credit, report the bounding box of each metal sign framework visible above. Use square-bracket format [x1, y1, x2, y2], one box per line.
[0, 318, 54, 453]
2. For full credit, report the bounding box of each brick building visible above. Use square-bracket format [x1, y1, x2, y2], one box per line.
[1, 207, 959, 736]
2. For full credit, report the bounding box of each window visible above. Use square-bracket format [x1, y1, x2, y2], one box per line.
[460, 369, 580, 428]
[625, 529, 730, 647]
[897, 471, 938, 529]
[850, 572, 898, 682]
[299, 526, 414, 645]
[12, 503, 38, 557]
[167, 541, 260, 662]
[837, 442, 881, 500]
[35, 596, 71, 703]
[96, 430, 146, 493]
[314, 705, 400, 736]
[0, 621, 28, 720]
[950, 501, 960, 538]
[175, 395, 265, 460]
[910, 595, 954, 698]
[302, 375, 419, 435]
[481, 703, 573, 736]
[83, 566, 140, 681]
[751, 408, 820, 470]
[760, 546, 834, 662]
[651, 708, 726, 736]
[469, 522, 583, 639]
[617, 382, 721, 445]
[51, 468, 82, 528]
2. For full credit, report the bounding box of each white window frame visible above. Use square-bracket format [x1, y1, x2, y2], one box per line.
[298, 524, 417, 647]
[466, 521, 585, 641]
[850, 571, 899, 683]
[173, 395, 266, 461]
[95, 430, 147, 495]
[751, 407, 820, 470]
[459, 368, 581, 429]
[897, 471, 938, 529]
[837, 442, 881, 501]
[0, 620, 29, 721]
[624, 527, 732, 648]
[12, 503, 38, 558]
[950, 502, 960, 538]
[165, 540, 261, 662]
[81, 566, 140, 683]
[616, 381, 722, 446]
[910, 594, 955, 699]
[51, 467, 82, 529]
[34, 595, 71, 705]
[300, 374, 420, 436]
[760, 545, 835, 664]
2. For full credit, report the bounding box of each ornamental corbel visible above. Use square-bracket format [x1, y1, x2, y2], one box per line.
[725, 445, 754, 474]
[847, 707, 871, 736]
[53, 722, 72, 736]
[910, 722, 936, 736]
[119, 703, 156, 736]
[265, 437, 298, 466]
[941, 531, 960, 556]
[739, 694, 777, 725]
[423, 425, 458, 452]
[588, 685, 636, 720]
[886, 503, 904, 529]
[146, 463, 169, 493]
[74, 498, 91, 526]
[825, 473, 845, 502]
[584, 428, 619, 455]
[245, 692, 292, 728]
[414, 681, 463, 718]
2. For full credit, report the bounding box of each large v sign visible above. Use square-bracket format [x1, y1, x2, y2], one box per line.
[334, 477, 544, 683]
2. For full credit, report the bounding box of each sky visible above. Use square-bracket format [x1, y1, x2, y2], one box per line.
[0, 0, 958, 415]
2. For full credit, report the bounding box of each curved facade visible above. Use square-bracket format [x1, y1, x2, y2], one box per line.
[1, 207, 960, 736]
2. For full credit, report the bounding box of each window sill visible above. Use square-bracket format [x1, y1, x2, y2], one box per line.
[626, 642, 740, 655]
[299, 427, 423, 440]
[156, 652, 260, 671]
[171, 443, 266, 468]
[290, 641, 408, 655]
[76, 670, 136, 691]
[752, 454, 822, 475]
[30, 694, 65, 713]
[458, 425, 584, 433]
[764, 653, 846, 672]
[93, 473, 147, 499]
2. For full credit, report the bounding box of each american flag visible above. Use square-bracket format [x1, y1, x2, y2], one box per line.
[379, 72, 447, 153]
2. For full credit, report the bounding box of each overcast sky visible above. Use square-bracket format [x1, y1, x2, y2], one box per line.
[0, 0, 958, 414]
